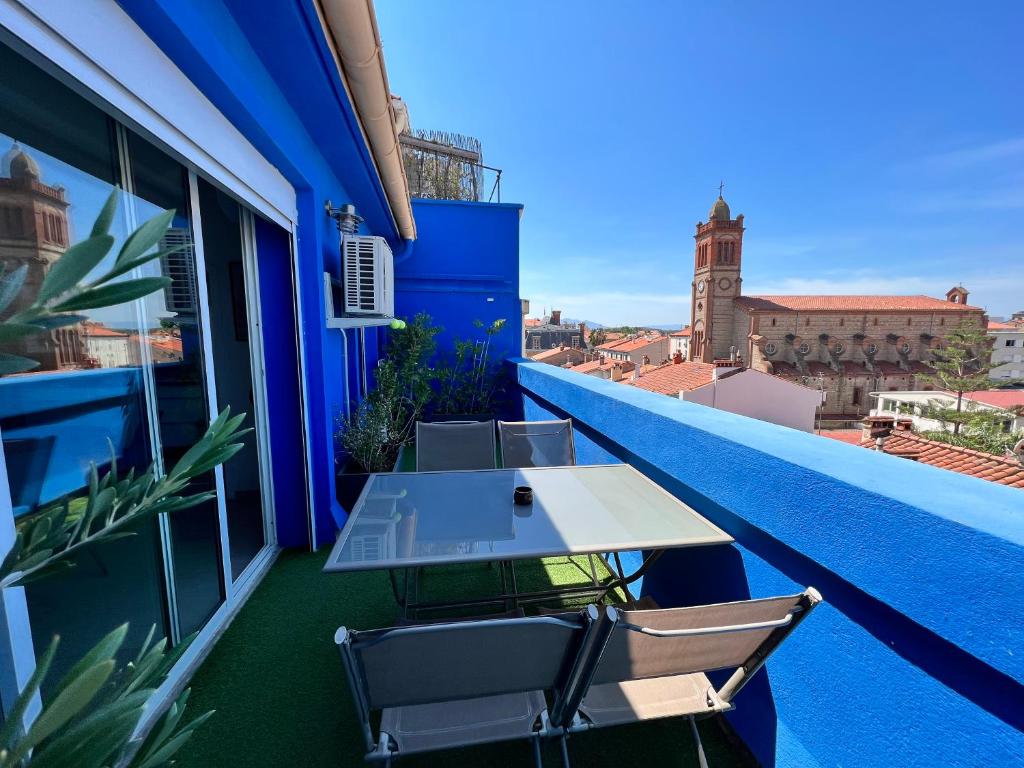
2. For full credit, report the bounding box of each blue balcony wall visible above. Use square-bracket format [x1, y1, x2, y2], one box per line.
[0, 369, 147, 515]
[395, 198, 523, 375]
[117, 0, 404, 547]
[515, 359, 1024, 768]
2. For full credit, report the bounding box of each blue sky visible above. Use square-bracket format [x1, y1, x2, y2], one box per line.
[376, 2, 1023, 326]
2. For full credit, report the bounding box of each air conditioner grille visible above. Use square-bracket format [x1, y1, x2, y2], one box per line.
[341, 235, 394, 316]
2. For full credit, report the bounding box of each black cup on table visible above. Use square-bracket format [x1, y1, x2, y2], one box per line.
[513, 485, 533, 506]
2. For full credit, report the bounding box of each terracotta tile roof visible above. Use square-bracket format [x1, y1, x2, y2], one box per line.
[524, 318, 542, 327]
[147, 336, 183, 355]
[735, 295, 983, 312]
[610, 336, 667, 354]
[83, 324, 129, 338]
[569, 359, 634, 374]
[988, 320, 1019, 331]
[622, 361, 715, 395]
[819, 429, 863, 445]
[962, 390, 1024, 409]
[531, 346, 580, 361]
[835, 430, 1024, 488]
[669, 327, 691, 337]
[596, 338, 632, 352]
[603, 332, 625, 341]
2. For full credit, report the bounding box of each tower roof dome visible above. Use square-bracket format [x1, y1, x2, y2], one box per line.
[708, 195, 731, 221]
[2, 142, 41, 180]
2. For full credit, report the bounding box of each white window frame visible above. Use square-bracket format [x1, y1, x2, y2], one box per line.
[0, 0, 297, 228]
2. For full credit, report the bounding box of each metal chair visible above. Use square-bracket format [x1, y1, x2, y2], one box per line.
[498, 419, 599, 590]
[550, 588, 823, 767]
[497, 419, 575, 469]
[415, 420, 497, 472]
[336, 606, 602, 766]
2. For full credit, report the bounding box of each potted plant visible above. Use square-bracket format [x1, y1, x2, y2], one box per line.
[432, 318, 510, 421]
[335, 313, 437, 508]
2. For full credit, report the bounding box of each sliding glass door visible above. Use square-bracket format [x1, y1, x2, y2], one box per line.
[0, 40, 278, 694]
[196, 179, 271, 581]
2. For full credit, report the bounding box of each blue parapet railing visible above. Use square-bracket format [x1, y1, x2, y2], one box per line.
[513, 357, 1024, 768]
[0, 367, 148, 516]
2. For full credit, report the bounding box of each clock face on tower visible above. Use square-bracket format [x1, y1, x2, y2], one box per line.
[697, 280, 706, 294]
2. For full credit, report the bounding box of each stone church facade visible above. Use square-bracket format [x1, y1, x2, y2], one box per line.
[688, 194, 987, 419]
[1, 142, 87, 371]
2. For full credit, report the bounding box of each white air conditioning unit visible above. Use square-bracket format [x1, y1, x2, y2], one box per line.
[342, 234, 393, 316]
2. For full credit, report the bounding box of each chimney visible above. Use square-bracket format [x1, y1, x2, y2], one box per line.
[712, 358, 741, 380]
[862, 415, 896, 451]
[673, 351, 683, 364]
[550, 309, 562, 326]
[610, 363, 622, 382]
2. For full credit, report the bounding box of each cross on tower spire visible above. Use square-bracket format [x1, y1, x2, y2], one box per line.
[718, 180, 725, 198]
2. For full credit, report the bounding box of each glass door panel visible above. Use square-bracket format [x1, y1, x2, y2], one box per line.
[125, 132, 225, 636]
[0, 42, 169, 691]
[196, 178, 266, 579]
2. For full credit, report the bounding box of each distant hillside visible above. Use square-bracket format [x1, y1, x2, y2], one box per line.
[561, 318, 605, 328]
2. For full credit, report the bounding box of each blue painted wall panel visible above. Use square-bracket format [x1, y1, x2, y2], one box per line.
[517, 359, 1024, 767]
[116, 0, 408, 544]
[396, 199, 523, 370]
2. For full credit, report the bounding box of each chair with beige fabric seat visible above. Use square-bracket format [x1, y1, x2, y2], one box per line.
[549, 588, 823, 768]
[336, 606, 602, 766]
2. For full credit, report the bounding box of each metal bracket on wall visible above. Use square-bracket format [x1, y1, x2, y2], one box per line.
[323, 272, 394, 330]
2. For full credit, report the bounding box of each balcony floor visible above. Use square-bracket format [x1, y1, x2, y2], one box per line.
[175, 549, 753, 767]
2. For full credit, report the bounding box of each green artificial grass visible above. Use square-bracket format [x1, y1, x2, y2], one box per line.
[176, 550, 752, 767]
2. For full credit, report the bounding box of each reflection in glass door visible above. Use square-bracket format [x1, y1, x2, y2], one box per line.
[125, 131, 226, 638]
[0, 38, 278, 703]
[196, 178, 269, 580]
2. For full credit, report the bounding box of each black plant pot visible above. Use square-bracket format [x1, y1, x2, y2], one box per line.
[335, 458, 371, 513]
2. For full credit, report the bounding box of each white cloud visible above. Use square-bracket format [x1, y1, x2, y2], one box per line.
[910, 187, 1024, 213]
[921, 137, 1024, 170]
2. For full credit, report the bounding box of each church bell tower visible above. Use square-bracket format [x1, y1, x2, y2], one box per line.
[689, 188, 744, 362]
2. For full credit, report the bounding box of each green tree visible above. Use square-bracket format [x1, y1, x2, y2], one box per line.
[920, 401, 1023, 455]
[588, 328, 607, 348]
[921, 319, 994, 435]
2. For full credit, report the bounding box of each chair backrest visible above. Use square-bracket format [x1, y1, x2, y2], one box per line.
[416, 420, 496, 472]
[338, 610, 591, 710]
[498, 419, 575, 468]
[549, 589, 821, 725]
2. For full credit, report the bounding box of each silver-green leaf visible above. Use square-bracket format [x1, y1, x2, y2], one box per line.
[37, 235, 115, 304]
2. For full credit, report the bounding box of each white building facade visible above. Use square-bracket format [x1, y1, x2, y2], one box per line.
[682, 367, 825, 433]
[988, 321, 1024, 382]
[871, 390, 1024, 434]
